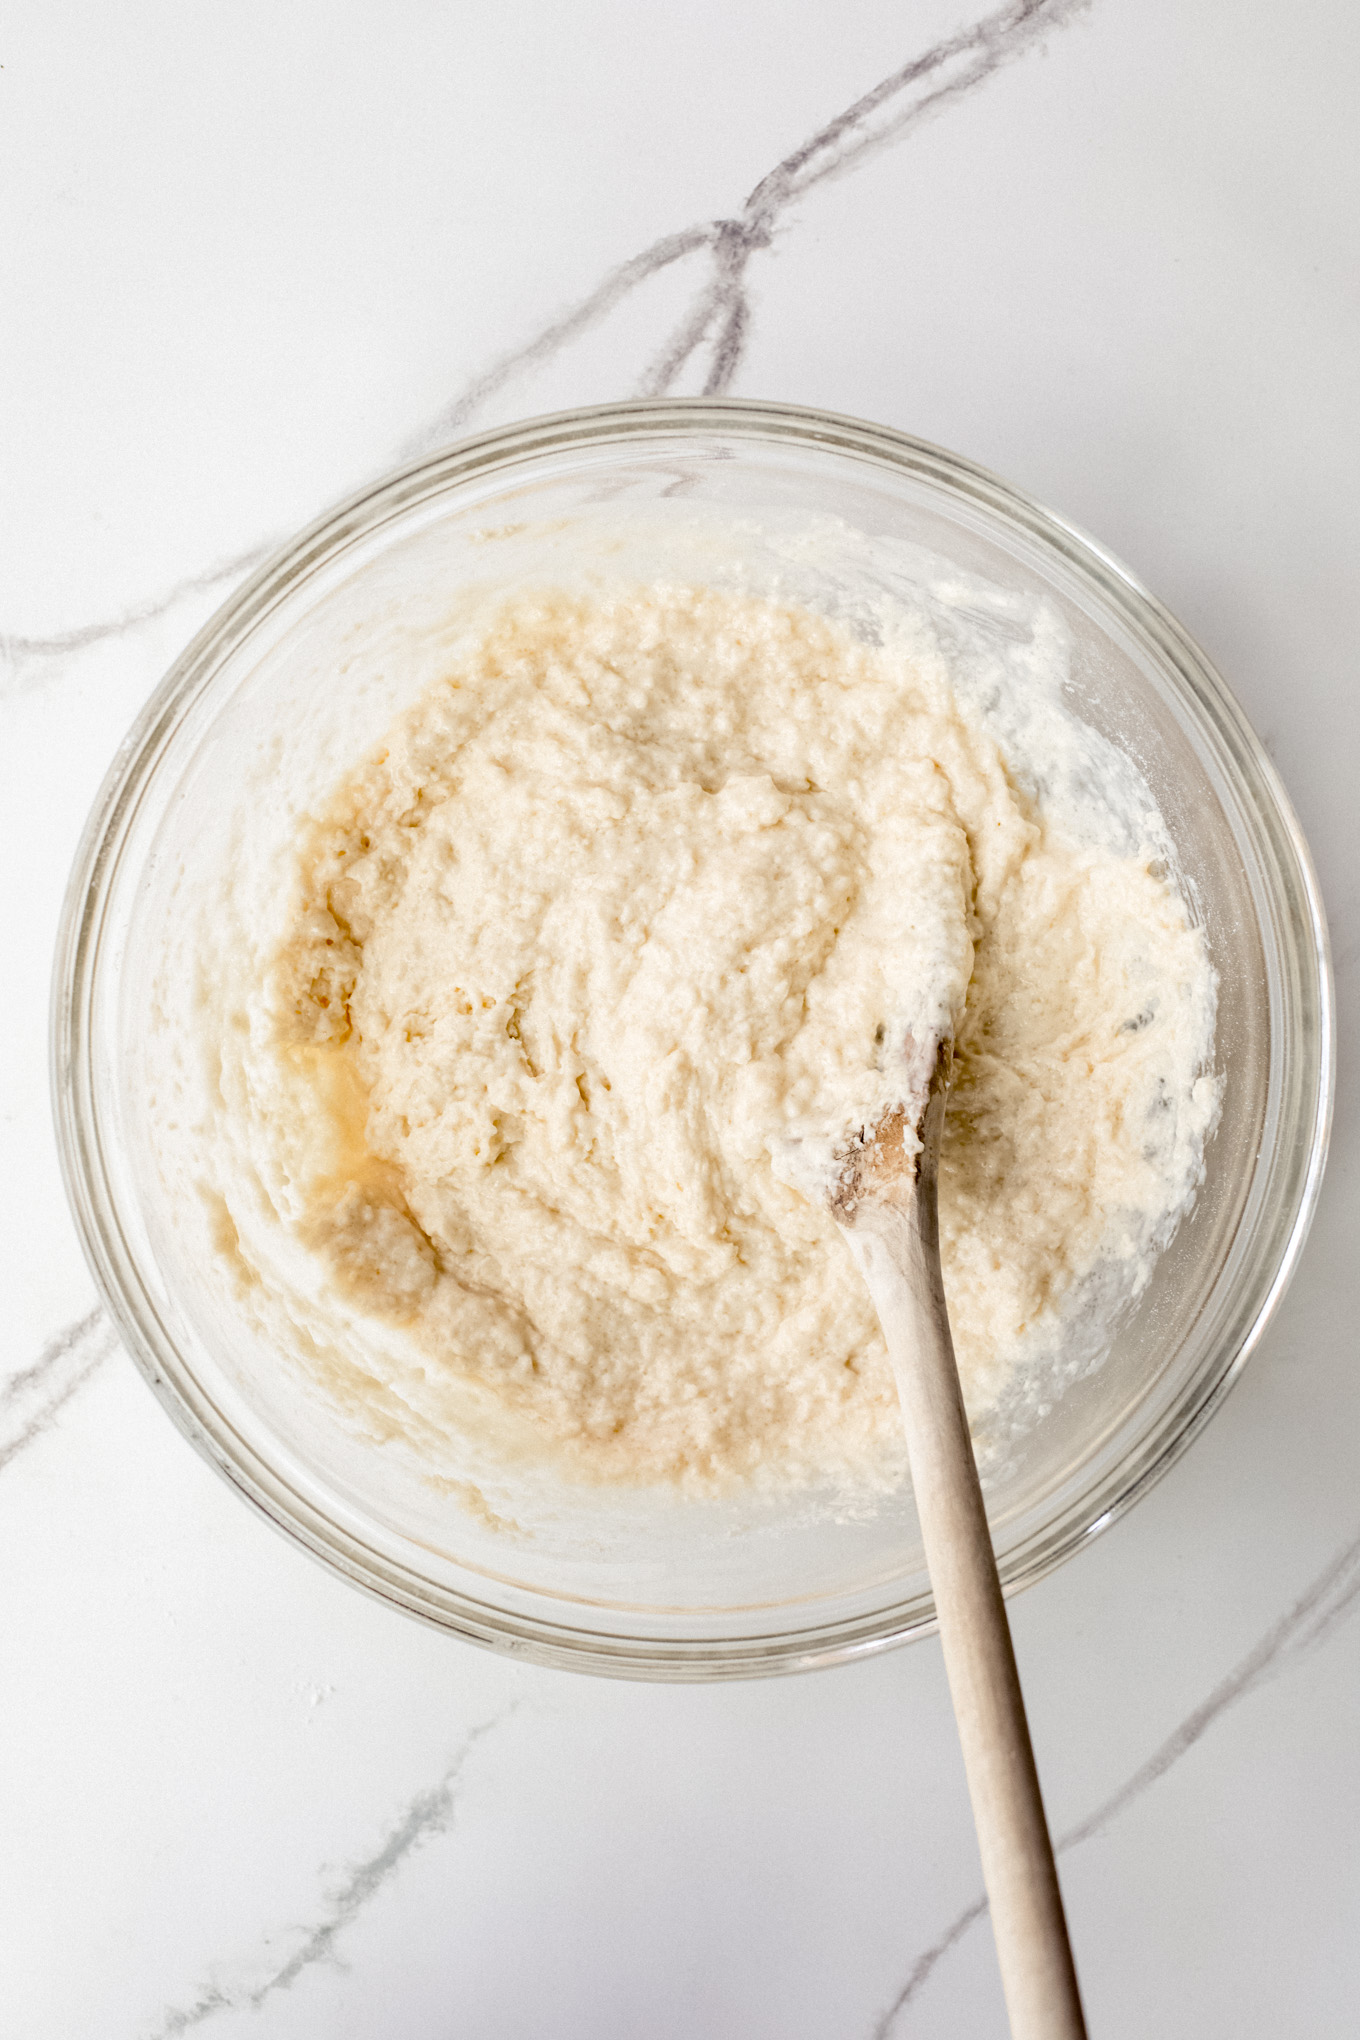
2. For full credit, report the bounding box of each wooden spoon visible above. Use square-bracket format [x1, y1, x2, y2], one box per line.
[831, 1035, 1087, 2040]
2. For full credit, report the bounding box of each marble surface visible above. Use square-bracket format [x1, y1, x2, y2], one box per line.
[3, 2, 1357, 2032]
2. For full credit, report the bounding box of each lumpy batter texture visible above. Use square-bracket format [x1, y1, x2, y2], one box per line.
[259, 585, 1217, 1490]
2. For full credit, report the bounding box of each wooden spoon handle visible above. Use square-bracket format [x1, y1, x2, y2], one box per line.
[847, 1210, 1087, 2040]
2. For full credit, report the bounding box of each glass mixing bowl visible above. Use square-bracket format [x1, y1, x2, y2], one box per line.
[52, 399, 1334, 1678]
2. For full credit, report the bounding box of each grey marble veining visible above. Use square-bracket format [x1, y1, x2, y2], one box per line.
[875, 1523, 1360, 2031]
[148, 1709, 520, 2038]
[1, 0, 1088, 697]
[0, 1305, 115, 1474]
[102, 1518, 1360, 2037]
[408, 0, 1091, 438]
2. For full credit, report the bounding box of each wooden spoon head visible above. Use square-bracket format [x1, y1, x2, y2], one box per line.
[829, 1032, 952, 1225]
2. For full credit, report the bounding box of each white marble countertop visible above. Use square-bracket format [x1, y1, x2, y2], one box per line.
[4, 3, 1357, 2033]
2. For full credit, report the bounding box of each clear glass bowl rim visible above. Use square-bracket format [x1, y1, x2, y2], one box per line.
[51, 396, 1336, 1680]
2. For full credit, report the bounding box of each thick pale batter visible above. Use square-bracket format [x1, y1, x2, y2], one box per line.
[254, 584, 1218, 1490]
